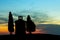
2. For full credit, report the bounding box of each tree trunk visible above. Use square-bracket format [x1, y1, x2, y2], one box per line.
[29, 31, 32, 35]
[10, 32, 13, 35]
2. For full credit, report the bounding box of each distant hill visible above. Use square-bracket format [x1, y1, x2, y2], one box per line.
[37, 24, 60, 35]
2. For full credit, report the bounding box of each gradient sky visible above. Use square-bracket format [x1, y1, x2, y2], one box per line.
[0, 0, 60, 35]
[0, 0, 60, 24]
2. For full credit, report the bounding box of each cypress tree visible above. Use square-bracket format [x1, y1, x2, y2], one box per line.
[8, 12, 14, 35]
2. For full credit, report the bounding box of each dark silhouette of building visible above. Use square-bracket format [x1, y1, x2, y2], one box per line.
[15, 16, 26, 40]
[8, 12, 14, 35]
[26, 15, 36, 34]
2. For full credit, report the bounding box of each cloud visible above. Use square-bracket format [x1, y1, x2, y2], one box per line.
[12, 10, 49, 24]
[0, 10, 50, 24]
[13, 13, 20, 16]
[19, 10, 31, 13]
[13, 13, 26, 17]
[0, 17, 8, 24]
[0, 17, 8, 22]
[0, 15, 2, 16]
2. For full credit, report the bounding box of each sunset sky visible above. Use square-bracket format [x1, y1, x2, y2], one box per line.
[0, 0, 60, 35]
[0, 0, 60, 24]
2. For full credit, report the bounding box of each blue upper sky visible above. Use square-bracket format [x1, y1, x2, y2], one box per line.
[0, 0, 60, 24]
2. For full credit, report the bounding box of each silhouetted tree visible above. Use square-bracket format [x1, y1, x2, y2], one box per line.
[8, 12, 14, 35]
[27, 15, 36, 34]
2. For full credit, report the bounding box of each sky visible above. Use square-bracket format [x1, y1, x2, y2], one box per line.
[0, 0, 60, 24]
[0, 0, 60, 35]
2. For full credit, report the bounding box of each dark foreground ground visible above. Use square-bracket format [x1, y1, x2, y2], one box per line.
[0, 34, 60, 40]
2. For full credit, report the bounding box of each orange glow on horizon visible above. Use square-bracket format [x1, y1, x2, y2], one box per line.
[0, 24, 46, 35]
[26, 29, 46, 34]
